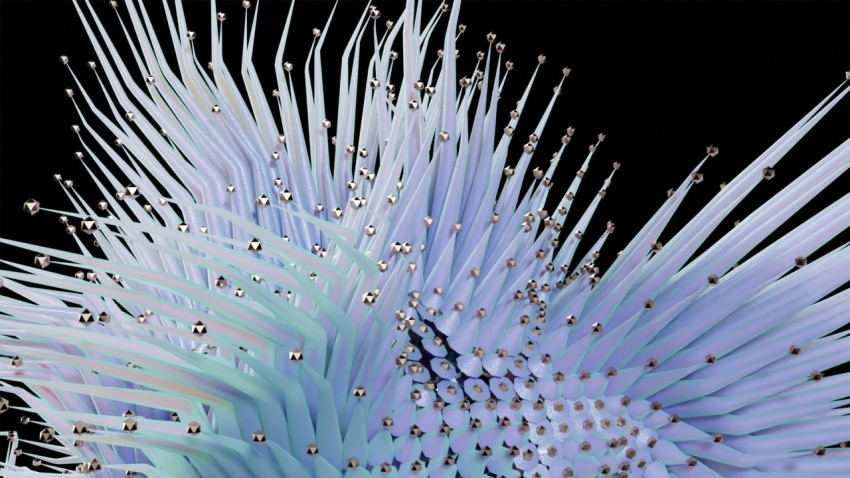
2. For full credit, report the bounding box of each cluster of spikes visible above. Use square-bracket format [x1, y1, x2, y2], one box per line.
[2, 0, 850, 476]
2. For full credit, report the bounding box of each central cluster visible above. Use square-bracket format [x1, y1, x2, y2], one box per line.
[367, 313, 667, 477]
[382, 361, 664, 476]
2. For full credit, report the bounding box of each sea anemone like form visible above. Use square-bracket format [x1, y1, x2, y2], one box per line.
[2, 1, 850, 477]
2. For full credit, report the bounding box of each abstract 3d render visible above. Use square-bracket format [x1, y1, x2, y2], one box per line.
[0, 0, 849, 477]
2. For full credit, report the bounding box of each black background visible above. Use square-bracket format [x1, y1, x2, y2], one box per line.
[0, 0, 848, 469]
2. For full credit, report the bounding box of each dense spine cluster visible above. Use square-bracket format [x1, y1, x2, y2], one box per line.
[1, 1, 849, 477]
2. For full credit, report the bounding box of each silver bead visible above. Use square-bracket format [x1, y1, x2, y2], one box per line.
[35, 254, 50, 268]
[23, 198, 40, 215]
[192, 321, 207, 335]
[762, 167, 775, 180]
[247, 238, 262, 253]
[80, 217, 97, 234]
[255, 195, 270, 208]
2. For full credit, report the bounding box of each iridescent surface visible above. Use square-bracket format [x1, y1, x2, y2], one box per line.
[1, 1, 849, 477]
